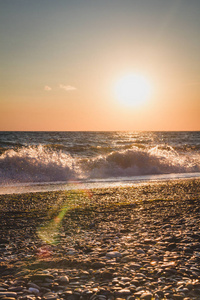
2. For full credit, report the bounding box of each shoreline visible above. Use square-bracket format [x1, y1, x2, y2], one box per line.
[0, 178, 200, 299]
[0, 172, 200, 195]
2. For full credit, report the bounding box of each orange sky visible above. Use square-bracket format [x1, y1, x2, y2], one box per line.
[0, 0, 200, 131]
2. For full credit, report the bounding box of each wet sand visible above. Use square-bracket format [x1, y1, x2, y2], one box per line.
[0, 179, 200, 299]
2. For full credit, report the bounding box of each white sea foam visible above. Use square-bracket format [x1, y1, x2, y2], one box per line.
[0, 144, 199, 186]
[0, 145, 76, 185]
[79, 146, 200, 178]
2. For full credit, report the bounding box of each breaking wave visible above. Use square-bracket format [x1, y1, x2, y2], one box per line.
[0, 145, 199, 185]
[80, 146, 200, 178]
[0, 145, 76, 185]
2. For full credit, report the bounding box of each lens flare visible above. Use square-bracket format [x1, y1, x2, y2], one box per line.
[37, 182, 93, 245]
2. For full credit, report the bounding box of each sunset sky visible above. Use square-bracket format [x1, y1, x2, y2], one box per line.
[0, 0, 200, 131]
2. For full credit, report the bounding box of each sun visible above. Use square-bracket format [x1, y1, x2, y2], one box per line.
[114, 73, 152, 107]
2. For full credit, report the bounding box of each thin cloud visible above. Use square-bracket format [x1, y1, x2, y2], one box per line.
[59, 84, 77, 91]
[44, 85, 52, 91]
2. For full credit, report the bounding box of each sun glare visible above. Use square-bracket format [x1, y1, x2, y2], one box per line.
[114, 73, 152, 107]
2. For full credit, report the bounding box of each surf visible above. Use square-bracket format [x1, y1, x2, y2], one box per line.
[0, 144, 199, 186]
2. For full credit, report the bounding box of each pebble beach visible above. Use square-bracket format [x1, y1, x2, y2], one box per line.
[0, 179, 200, 300]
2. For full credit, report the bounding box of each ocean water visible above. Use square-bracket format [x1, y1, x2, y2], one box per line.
[0, 131, 200, 193]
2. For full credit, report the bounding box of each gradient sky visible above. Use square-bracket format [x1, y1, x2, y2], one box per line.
[0, 0, 200, 131]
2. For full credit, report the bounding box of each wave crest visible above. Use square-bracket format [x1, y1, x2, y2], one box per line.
[0, 145, 76, 184]
[0, 145, 199, 185]
[80, 146, 200, 178]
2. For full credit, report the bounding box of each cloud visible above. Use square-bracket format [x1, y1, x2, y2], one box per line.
[44, 85, 52, 91]
[59, 84, 77, 91]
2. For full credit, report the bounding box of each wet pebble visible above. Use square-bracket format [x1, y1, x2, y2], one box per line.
[106, 251, 122, 259]
[0, 292, 18, 298]
[28, 287, 40, 295]
[140, 292, 153, 300]
[43, 292, 59, 300]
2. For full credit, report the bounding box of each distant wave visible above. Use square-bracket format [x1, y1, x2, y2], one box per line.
[0, 145, 200, 185]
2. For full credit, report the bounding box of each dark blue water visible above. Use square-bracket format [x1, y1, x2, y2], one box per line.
[0, 131, 200, 189]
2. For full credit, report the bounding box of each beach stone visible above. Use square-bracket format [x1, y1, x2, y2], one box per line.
[121, 277, 131, 282]
[30, 274, 54, 282]
[101, 270, 113, 279]
[0, 292, 17, 298]
[129, 285, 136, 292]
[155, 290, 164, 298]
[106, 251, 122, 259]
[43, 292, 59, 300]
[57, 276, 69, 284]
[171, 294, 184, 300]
[140, 292, 153, 300]
[193, 288, 200, 295]
[28, 283, 41, 290]
[115, 289, 131, 297]
[67, 250, 78, 255]
[65, 292, 81, 300]
[0, 284, 9, 289]
[28, 287, 40, 295]
[8, 287, 24, 292]
[134, 290, 146, 297]
[127, 297, 135, 300]
[185, 283, 195, 290]
[131, 280, 140, 287]
[61, 290, 73, 299]
[40, 287, 52, 294]
[129, 263, 141, 269]
[137, 249, 145, 254]
[0, 298, 17, 300]
[81, 289, 93, 298]
[91, 261, 106, 269]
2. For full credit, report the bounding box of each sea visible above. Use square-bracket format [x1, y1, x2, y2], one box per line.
[0, 131, 200, 194]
